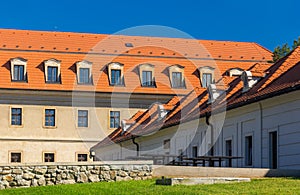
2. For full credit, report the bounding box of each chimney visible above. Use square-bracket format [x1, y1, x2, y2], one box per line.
[241, 71, 260, 92]
[207, 84, 226, 103]
[121, 120, 131, 133]
[158, 104, 168, 120]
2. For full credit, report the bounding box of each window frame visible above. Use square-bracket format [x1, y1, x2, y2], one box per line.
[109, 111, 120, 129]
[108, 62, 124, 86]
[43, 108, 57, 128]
[43, 152, 55, 163]
[202, 73, 213, 88]
[198, 66, 215, 88]
[9, 151, 23, 163]
[77, 110, 89, 128]
[139, 64, 155, 87]
[10, 107, 23, 127]
[163, 139, 171, 150]
[245, 135, 253, 166]
[169, 64, 185, 88]
[10, 57, 27, 82]
[44, 59, 61, 83]
[76, 60, 93, 85]
[76, 152, 89, 162]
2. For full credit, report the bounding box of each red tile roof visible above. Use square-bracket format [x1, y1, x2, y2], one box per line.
[0, 29, 272, 95]
[92, 47, 300, 148]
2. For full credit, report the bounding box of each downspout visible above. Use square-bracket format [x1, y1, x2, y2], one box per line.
[206, 113, 214, 166]
[119, 142, 122, 160]
[132, 137, 140, 157]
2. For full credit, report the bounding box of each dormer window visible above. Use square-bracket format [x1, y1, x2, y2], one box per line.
[10, 57, 27, 82]
[202, 73, 212, 88]
[44, 59, 61, 83]
[108, 62, 124, 86]
[198, 66, 215, 88]
[169, 65, 185, 88]
[139, 64, 155, 87]
[76, 61, 93, 84]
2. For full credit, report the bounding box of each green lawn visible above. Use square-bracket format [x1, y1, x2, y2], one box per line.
[0, 178, 299, 195]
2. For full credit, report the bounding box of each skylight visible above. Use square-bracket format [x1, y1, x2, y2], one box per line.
[125, 43, 133, 47]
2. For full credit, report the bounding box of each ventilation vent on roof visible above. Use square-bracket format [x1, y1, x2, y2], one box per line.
[158, 104, 168, 120]
[121, 120, 131, 133]
[207, 84, 226, 103]
[241, 71, 260, 92]
[125, 43, 133, 47]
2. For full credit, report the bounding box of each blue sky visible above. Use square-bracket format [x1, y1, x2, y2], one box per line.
[0, 0, 299, 50]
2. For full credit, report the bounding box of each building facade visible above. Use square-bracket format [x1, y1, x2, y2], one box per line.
[0, 29, 272, 163]
[93, 47, 300, 170]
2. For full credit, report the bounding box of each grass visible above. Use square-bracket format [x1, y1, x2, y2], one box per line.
[0, 178, 299, 195]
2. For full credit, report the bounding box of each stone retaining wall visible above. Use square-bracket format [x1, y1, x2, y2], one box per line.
[0, 161, 153, 189]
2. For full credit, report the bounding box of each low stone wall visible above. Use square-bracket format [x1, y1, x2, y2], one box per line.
[0, 161, 153, 189]
[153, 165, 300, 178]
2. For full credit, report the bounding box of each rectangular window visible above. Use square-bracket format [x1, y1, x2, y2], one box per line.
[245, 136, 253, 166]
[225, 140, 232, 167]
[202, 73, 212, 88]
[45, 109, 55, 127]
[78, 110, 88, 127]
[111, 69, 122, 85]
[79, 68, 90, 84]
[13, 65, 25, 81]
[10, 152, 21, 163]
[269, 132, 278, 169]
[47, 66, 58, 83]
[11, 108, 22, 126]
[192, 146, 198, 158]
[77, 154, 88, 162]
[172, 72, 184, 88]
[142, 71, 154, 86]
[110, 111, 120, 128]
[163, 139, 170, 150]
[44, 153, 55, 162]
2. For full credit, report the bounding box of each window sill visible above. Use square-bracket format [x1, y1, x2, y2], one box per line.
[141, 85, 156, 88]
[11, 80, 28, 83]
[9, 125, 24, 128]
[77, 83, 94, 86]
[110, 84, 125, 87]
[43, 126, 57, 129]
[46, 81, 61, 84]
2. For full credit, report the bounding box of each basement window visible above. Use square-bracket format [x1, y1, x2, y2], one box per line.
[77, 153, 88, 162]
[10, 152, 22, 163]
[44, 152, 55, 162]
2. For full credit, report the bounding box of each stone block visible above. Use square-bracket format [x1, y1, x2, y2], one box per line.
[88, 175, 100, 182]
[23, 173, 34, 180]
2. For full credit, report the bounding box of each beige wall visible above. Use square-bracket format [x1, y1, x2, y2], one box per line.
[0, 103, 142, 163]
